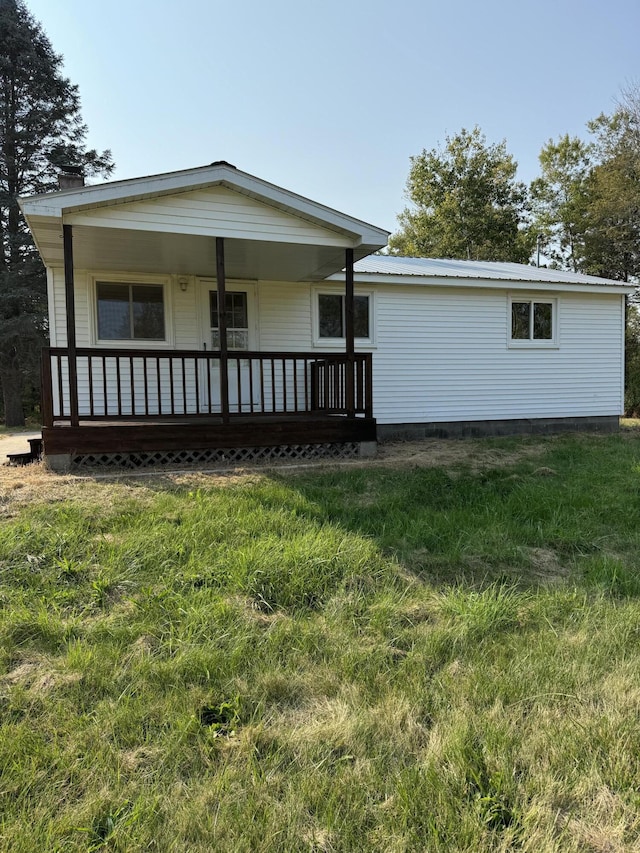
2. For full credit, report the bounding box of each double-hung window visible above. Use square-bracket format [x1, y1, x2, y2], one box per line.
[96, 282, 166, 341]
[509, 297, 557, 347]
[315, 291, 374, 345]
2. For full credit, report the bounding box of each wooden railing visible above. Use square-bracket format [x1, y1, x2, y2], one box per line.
[41, 348, 373, 426]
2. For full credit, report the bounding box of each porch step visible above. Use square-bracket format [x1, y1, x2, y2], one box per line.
[6, 452, 34, 466]
[5, 434, 43, 466]
[29, 437, 43, 458]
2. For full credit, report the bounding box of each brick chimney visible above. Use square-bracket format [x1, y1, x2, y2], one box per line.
[58, 165, 85, 190]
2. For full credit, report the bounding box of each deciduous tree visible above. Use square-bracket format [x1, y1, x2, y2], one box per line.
[530, 134, 591, 272]
[389, 127, 532, 263]
[582, 103, 640, 282]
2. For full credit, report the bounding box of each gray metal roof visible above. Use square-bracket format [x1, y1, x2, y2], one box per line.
[353, 255, 628, 287]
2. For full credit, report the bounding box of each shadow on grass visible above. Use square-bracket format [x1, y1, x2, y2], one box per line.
[64, 431, 640, 597]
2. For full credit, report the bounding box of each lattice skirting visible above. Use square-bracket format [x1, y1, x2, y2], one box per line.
[71, 442, 361, 470]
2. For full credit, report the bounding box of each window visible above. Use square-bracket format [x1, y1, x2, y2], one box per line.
[96, 282, 165, 341]
[210, 291, 249, 350]
[317, 293, 371, 340]
[509, 297, 557, 346]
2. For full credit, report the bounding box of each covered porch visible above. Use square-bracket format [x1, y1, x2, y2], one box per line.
[21, 163, 387, 467]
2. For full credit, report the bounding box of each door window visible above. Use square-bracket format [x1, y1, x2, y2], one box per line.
[210, 291, 249, 350]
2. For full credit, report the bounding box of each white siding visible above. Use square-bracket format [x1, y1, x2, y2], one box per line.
[258, 281, 312, 351]
[51, 268, 91, 347]
[50, 273, 626, 424]
[173, 276, 199, 349]
[372, 286, 624, 423]
[64, 186, 352, 247]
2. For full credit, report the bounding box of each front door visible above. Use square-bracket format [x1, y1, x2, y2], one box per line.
[197, 279, 257, 413]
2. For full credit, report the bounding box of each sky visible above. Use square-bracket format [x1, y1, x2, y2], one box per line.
[25, 0, 640, 234]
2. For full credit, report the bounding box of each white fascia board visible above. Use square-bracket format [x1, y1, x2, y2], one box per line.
[18, 164, 389, 248]
[329, 271, 637, 296]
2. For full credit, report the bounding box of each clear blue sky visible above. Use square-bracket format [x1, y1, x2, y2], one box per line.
[26, 0, 640, 233]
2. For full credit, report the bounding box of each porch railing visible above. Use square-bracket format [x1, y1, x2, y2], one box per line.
[41, 348, 373, 427]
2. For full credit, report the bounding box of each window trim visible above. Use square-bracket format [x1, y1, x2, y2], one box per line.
[507, 294, 559, 349]
[90, 273, 173, 348]
[312, 286, 376, 349]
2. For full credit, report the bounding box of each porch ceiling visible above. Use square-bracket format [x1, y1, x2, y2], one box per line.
[31, 221, 370, 281]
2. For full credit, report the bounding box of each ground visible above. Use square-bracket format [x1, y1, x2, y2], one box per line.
[0, 436, 549, 518]
[1, 429, 640, 851]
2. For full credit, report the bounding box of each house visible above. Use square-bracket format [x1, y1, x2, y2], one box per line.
[19, 162, 635, 469]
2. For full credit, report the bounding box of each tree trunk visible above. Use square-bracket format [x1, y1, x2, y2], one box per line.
[0, 368, 25, 426]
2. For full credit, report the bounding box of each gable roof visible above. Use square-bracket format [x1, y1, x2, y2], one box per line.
[19, 163, 390, 282]
[19, 162, 388, 250]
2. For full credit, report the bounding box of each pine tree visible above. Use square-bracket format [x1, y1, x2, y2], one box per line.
[0, 0, 113, 425]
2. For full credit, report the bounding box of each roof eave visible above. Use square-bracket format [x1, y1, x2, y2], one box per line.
[330, 270, 636, 295]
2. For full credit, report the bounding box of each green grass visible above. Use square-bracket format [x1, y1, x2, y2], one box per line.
[1, 434, 640, 850]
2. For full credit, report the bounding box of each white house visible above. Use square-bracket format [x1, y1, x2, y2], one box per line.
[18, 162, 635, 469]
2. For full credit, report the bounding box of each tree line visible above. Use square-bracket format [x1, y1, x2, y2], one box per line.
[390, 93, 640, 285]
[389, 94, 640, 414]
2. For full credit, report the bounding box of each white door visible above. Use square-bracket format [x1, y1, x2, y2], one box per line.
[197, 279, 258, 413]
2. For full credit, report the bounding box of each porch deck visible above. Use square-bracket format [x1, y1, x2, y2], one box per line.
[41, 348, 376, 460]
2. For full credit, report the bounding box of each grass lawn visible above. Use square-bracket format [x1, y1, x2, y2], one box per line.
[1, 434, 640, 851]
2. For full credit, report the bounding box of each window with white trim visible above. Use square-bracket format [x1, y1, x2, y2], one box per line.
[314, 291, 374, 346]
[509, 297, 557, 346]
[96, 281, 166, 341]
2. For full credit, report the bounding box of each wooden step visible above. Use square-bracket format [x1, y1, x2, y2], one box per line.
[7, 452, 34, 466]
[28, 437, 43, 459]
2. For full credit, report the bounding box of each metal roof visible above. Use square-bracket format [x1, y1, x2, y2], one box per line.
[353, 255, 630, 288]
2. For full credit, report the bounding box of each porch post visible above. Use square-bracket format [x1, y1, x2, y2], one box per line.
[215, 236, 230, 424]
[63, 224, 79, 427]
[345, 247, 355, 417]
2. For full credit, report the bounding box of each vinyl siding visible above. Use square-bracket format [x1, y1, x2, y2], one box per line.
[258, 282, 312, 351]
[51, 268, 91, 347]
[49, 273, 626, 423]
[64, 186, 352, 247]
[371, 287, 624, 422]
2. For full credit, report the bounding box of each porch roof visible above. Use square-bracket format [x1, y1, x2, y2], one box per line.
[19, 162, 390, 282]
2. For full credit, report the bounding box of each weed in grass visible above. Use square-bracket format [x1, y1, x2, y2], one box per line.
[198, 695, 241, 735]
[434, 582, 529, 640]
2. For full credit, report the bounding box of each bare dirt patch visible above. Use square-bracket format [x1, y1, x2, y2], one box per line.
[521, 547, 570, 584]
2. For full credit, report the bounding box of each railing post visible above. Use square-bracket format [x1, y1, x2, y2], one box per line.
[345, 247, 355, 417]
[63, 224, 79, 426]
[40, 348, 53, 427]
[216, 236, 230, 424]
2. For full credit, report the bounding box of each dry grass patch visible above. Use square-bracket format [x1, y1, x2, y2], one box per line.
[375, 437, 549, 471]
[1, 656, 82, 694]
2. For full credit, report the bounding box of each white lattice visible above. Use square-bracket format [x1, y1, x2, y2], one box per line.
[71, 442, 360, 470]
